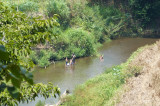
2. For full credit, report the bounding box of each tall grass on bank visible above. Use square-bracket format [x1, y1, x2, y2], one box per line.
[63, 46, 147, 106]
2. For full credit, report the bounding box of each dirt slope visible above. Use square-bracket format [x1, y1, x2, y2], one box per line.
[117, 40, 160, 106]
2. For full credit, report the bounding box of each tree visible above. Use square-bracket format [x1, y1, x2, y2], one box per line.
[129, 0, 160, 27]
[0, 2, 60, 105]
[105, 19, 124, 39]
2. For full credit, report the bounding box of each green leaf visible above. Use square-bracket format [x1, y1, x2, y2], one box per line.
[6, 73, 11, 82]
[9, 64, 21, 79]
[20, 67, 33, 85]
[11, 75, 21, 88]
[7, 86, 21, 99]
[0, 47, 9, 61]
[0, 82, 6, 92]
[0, 2, 60, 105]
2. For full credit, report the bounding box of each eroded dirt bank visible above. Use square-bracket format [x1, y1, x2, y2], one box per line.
[117, 40, 160, 106]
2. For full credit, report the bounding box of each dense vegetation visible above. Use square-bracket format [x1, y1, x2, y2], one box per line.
[1, 0, 130, 67]
[0, 0, 160, 105]
[129, 0, 160, 28]
[1, 0, 160, 68]
[89, 0, 160, 27]
[0, 2, 60, 105]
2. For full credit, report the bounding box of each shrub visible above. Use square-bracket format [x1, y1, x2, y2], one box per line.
[70, 4, 106, 43]
[50, 28, 97, 60]
[99, 6, 122, 19]
[65, 28, 96, 57]
[30, 51, 38, 64]
[17, 1, 39, 12]
[30, 49, 54, 67]
[38, 56, 50, 67]
[47, 0, 70, 26]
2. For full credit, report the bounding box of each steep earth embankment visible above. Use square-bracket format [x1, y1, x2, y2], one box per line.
[117, 40, 160, 106]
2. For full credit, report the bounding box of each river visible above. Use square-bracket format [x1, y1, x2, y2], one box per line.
[20, 38, 158, 106]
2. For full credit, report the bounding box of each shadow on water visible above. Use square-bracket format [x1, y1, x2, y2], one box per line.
[19, 38, 158, 106]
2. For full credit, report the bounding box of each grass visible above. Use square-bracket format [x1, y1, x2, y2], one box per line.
[62, 45, 148, 106]
[63, 65, 126, 106]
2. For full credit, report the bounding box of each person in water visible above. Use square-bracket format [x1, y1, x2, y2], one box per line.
[100, 55, 104, 61]
[65, 57, 68, 65]
[72, 53, 76, 64]
[65, 57, 70, 66]
[70, 59, 73, 65]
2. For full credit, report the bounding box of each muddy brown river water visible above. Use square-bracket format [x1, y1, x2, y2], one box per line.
[20, 38, 158, 106]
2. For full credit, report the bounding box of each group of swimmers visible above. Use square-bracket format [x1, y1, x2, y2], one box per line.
[65, 53, 76, 66]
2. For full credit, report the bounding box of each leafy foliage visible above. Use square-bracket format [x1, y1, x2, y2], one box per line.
[28, 1, 127, 67]
[0, 1, 59, 68]
[0, 82, 60, 106]
[105, 19, 124, 39]
[0, 2, 60, 105]
[2, 0, 133, 68]
[30, 28, 97, 65]
[47, 0, 70, 26]
[17, 1, 39, 12]
[1, 0, 40, 13]
[65, 28, 96, 56]
[129, 0, 160, 27]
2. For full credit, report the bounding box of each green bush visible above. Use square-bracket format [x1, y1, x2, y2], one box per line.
[99, 6, 122, 19]
[29, 27, 99, 67]
[86, 5, 106, 42]
[129, 0, 160, 27]
[30, 51, 38, 64]
[38, 49, 57, 67]
[70, 4, 106, 42]
[50, 27, 97, 58]
[38, 56, 50, 67]
[64, 28, 96, 57]
[30, 49, 54, 67]
[17, 1, 39, 12]
[47, 0, 70, 26]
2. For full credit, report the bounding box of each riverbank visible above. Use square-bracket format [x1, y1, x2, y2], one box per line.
[117, 40, 160, 105]
[61, 40, 160, 106]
